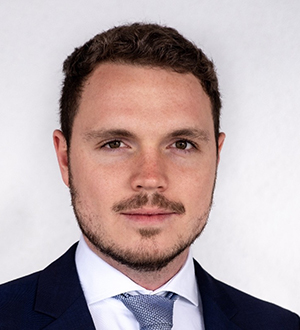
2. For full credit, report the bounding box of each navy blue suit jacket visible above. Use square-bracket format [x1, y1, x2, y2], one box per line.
[0, 243, 299, 329]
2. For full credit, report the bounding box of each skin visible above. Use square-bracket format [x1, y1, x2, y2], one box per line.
[54, 63, 225, 290]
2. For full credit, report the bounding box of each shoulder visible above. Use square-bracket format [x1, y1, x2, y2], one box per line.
[217, 277, 299, 327]
[0, 270, 40, 304]
[0, 243, 79, 329]
[193, 260, 300, 329]
[0, 271, 53, 329]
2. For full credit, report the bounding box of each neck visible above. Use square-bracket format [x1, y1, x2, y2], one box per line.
[84, 237, 189, 290]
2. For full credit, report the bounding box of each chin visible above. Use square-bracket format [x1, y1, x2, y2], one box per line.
[81, 222, 201, 272]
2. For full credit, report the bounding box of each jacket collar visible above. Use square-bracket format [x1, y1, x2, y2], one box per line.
[194, 260, 242, 330]
[34, 243, 95, 329]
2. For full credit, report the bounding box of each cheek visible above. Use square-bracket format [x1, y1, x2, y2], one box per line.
[174, 164, 216, 206]
[173, 157, 216, 186]
[73, 165, 128, 210]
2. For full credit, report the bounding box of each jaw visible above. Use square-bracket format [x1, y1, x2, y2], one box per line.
[84, 233, 191, 290]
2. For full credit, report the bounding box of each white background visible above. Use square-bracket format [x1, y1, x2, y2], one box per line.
[0, 0, 299, 315]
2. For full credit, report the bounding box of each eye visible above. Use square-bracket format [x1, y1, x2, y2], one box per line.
[102, 140, 124, 149]
[173, 140, 195, 150]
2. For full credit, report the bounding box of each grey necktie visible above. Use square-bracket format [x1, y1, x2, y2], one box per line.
[114, 292, 178, 329]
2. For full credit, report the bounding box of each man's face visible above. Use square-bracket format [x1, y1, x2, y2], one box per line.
[54, 63, 225, 272]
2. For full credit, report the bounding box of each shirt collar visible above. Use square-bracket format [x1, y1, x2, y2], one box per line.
[75, 236, 199, 307]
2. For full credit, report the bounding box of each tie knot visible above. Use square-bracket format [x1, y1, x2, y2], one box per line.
[114, 292, 178, 330]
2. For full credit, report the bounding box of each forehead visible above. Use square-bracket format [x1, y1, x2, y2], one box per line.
[74, 63, 213, 135]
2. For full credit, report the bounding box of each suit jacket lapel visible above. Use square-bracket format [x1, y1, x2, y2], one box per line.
[194, 260, 242, 330]
[42, 296, 95, 330]
[34, 243, 95, 329]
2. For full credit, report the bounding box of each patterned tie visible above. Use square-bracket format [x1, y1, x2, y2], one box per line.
[114, 292, 178, 329]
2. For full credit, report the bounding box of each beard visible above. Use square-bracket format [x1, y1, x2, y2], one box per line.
[69, 171, 215, 272]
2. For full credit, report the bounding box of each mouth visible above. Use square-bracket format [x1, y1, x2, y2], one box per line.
[120, 208, 176, 223]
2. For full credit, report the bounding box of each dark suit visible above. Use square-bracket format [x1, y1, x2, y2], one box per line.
[0, 244, 299, 329]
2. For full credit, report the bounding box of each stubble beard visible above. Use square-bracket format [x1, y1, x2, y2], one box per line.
[69, 171, 215, 272]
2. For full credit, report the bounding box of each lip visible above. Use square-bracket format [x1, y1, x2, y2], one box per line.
[121, 208, 174, 215]
[120, 208, 176, 223]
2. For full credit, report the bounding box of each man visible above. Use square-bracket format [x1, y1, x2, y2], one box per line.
[0, 23, 298, 329]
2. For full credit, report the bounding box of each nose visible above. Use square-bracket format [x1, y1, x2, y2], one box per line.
[130, 150, 168, 193]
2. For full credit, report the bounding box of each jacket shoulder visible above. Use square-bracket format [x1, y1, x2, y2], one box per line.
[0, 270, 40, 310]
[0, 244, 80, 329]
[221, 278, 299, 328]
[0, 271, 54, 329]
[194, 260, 300, 329]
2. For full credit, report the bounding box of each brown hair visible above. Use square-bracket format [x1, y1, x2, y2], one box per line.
[60, 23, 221, 147]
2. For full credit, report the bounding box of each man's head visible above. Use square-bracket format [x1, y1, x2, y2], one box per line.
[59, 23, 221, 149]
[54, 23, 225, 276]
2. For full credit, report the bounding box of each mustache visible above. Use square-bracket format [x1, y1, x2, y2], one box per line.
[112, 192, 185, 214]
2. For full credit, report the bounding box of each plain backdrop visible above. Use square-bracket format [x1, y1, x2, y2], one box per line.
[1, 0, 299, 315]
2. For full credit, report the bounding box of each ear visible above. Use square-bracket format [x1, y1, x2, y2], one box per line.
[217, 132, 226, 165]
[53, 130, 70, 187]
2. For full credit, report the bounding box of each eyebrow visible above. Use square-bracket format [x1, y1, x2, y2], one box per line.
[167, 128, 210, 142]
[83, 129, 136, 141]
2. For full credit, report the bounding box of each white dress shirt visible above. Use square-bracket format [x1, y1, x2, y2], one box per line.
[75, 236, 205, 329]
